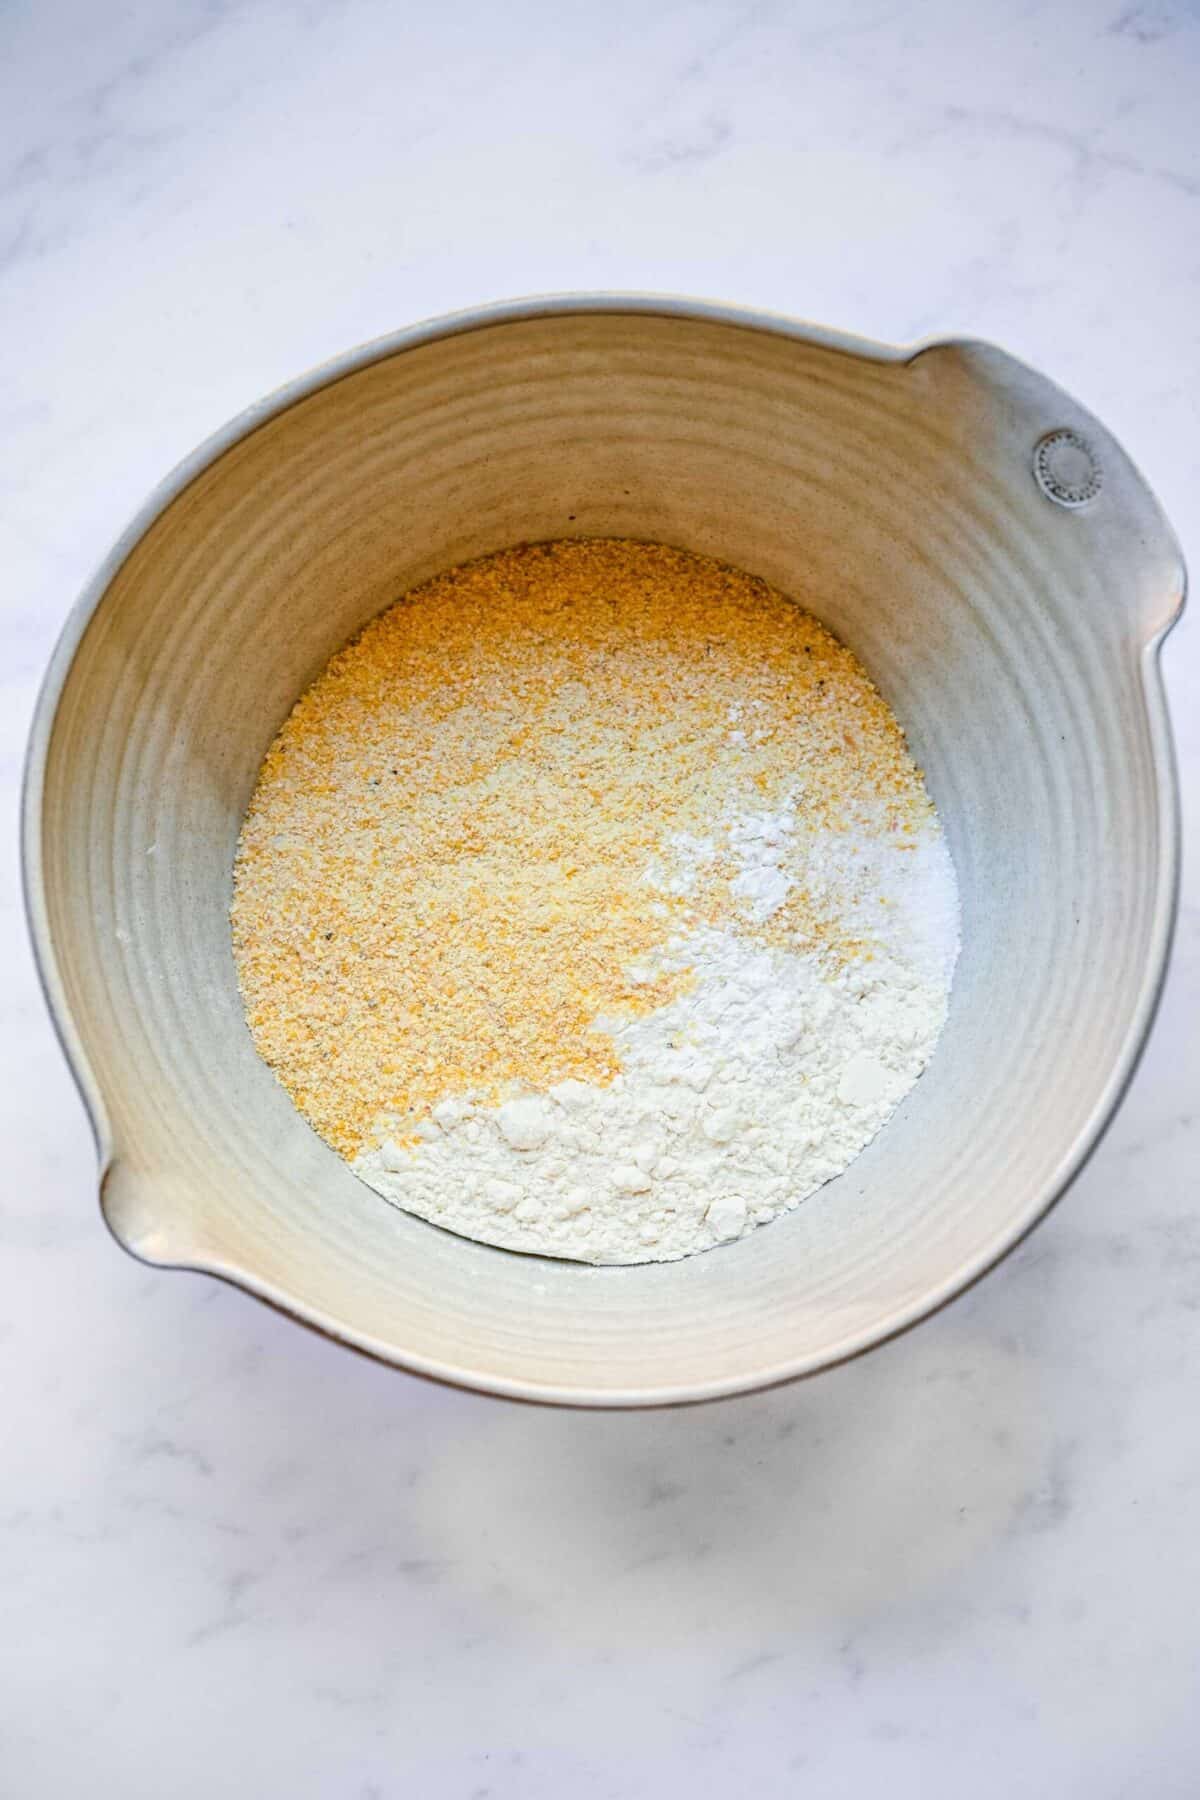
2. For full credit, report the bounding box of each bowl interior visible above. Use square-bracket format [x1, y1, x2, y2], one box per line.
[32, 306, 1183, 1402]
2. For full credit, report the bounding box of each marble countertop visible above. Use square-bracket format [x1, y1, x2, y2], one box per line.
[3, 1, 1198, 1793]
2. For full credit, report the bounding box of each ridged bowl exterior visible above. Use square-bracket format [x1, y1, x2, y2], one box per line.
[23, 298, 1184, 1405]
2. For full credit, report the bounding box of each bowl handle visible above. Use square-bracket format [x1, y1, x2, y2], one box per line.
[909, 337, 1187, 644]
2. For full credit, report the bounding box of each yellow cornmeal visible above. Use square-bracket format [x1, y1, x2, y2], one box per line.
[231, 540, 932, 1158]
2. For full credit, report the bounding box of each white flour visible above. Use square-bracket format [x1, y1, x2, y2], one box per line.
[355, 802, 959, 1264]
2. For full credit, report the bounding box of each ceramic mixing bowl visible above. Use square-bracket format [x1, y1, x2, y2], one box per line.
[23, 296, 1184, 1405]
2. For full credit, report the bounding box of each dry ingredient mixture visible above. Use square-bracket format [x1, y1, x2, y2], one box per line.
[232, 539, 959, 1263]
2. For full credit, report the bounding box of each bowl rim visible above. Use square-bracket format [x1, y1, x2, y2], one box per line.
[21, 291, 1188, 1406]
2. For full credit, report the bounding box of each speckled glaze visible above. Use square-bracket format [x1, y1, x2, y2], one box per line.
[22, 297, 1185, 1406]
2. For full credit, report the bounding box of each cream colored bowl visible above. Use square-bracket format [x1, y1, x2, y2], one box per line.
[23, 297, 1185, 1405]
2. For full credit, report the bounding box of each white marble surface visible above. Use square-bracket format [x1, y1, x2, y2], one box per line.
[3, 0, 1198, 1791]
